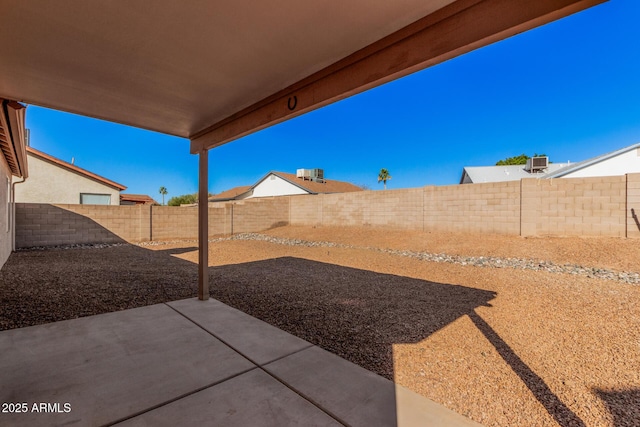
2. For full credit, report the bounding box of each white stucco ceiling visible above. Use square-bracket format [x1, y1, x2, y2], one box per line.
[0, 0, 456, 138]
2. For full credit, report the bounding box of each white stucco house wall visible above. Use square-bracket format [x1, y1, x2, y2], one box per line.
[251, 173, 310, 198]
[210, 170, 362, 202]
[461, 142, 640, 184]
[14, 147, 126, 205]
[545, 143, 640, 179]
[0, 99, 28, 269]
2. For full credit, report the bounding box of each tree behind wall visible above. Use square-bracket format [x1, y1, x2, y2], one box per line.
[168, 193, 198, 206]
[495, 153, 547, 166]
[159, 186, 168, 205]
[378, 168, 391, 190]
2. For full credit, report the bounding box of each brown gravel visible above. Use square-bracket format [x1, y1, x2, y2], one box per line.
[1, 226, 639, 427]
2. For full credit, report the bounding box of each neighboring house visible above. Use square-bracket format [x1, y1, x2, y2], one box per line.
[209, 169, 362, 202]
[210, 186, 252, 202]
[14, 147, 126, 205]
[460, 162, 570, 184]
[460, 142, 640, 184]
[544, 142, 640, 179]
[1, 99, 28, 269]
[120, 194, 158, 205]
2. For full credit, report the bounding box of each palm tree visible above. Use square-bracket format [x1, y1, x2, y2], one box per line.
[378, 168, 391, 190]
[159, 186, 168, 205]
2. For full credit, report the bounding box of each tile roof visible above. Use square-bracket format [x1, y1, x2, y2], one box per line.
[270, 172, 362, 194]
[120, 194, 158, 205]
[209, 185, 252, 202]
[209, 171, 362, 201]
[27, 147, 127, 191]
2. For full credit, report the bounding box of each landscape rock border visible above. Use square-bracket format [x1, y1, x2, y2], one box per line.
[18, 233, 640, 285]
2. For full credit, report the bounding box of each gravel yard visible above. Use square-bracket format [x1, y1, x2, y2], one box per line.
[1, 225, 639, 426]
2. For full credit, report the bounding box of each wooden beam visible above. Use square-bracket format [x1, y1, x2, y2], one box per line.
[198, 149, 209, 300]
[191, 0, 605, 153]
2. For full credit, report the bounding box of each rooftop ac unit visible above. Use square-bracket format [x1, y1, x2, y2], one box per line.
[525, 156, 548, 173]
[296, 168, 311, 179]
[312, 168, 324, 182]
[296, 168, 324, 182]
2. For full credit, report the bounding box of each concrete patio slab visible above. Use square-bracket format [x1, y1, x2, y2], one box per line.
[168, 298, 312, 365]
[264, 345, 482, 427]
[116, 368, 341, 427]
[0, 298, 482, 426]
[0, 304, 254, 426]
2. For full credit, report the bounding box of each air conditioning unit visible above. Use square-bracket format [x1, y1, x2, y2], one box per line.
[296, 168, 324, 182]
[312, 168, 324, 182]
[525, 156, 548, 173]
[296, 168, 311, 179]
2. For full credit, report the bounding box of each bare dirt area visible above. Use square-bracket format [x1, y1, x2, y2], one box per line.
[1, 225, 639, 427]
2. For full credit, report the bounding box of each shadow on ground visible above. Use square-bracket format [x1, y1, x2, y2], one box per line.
[210, 256, 591, 427]
[0, 245, 198, 329]
[1, 246, 596, 426]
[209, 256, 495, 377]
[594, 388, 640, 427]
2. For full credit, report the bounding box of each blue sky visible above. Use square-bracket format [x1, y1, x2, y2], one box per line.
[26, 0, 640, 200]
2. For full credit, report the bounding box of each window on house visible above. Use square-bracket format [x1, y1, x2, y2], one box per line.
[80, 193, 111, 205]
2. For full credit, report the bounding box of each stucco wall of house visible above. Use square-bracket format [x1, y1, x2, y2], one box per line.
[249, 175, 308, 198]
[562, 148, 640, 178]
[0, 153, 12, 268]
[14, 154, 120, 205]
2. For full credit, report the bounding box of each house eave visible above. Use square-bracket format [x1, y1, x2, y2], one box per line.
[0, 99, 28, 178]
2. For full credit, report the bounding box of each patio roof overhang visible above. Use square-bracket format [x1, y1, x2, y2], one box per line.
[0, 0, 604, 146]
[0, 0, 606, 299]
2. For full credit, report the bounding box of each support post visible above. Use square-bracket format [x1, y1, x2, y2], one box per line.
[198, 149, 209, 300]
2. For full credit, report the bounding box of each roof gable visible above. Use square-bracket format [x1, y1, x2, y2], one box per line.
[209, 185, 252, 202]
[26, 147, 127, 191]
[269, 172, 363, 194]
[211, 171, 362, 201]
[545, 142, 640, 178]
[461, 142, 640, 183]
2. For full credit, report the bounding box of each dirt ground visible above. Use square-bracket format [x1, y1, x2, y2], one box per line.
[1, 225, 639, 427]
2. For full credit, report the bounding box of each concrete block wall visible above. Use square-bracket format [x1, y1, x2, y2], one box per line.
[231, 197, 290, 234]
[290, 189, 425, 229]
[14, 174, 640, 248]
[423, 181, 520, 234]
[318, 188, 425, 229]
[150, 206, 198, 240]
[14, 201, 284, 248]
[627, 173, 640, 238]
[289, 195, 322, 226]
[208, 204, 232, 236]
[15, 203, 147, 247]
[521, 176, 627, 237]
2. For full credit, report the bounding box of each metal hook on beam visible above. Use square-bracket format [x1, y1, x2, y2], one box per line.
[287, 96, 297, 111]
